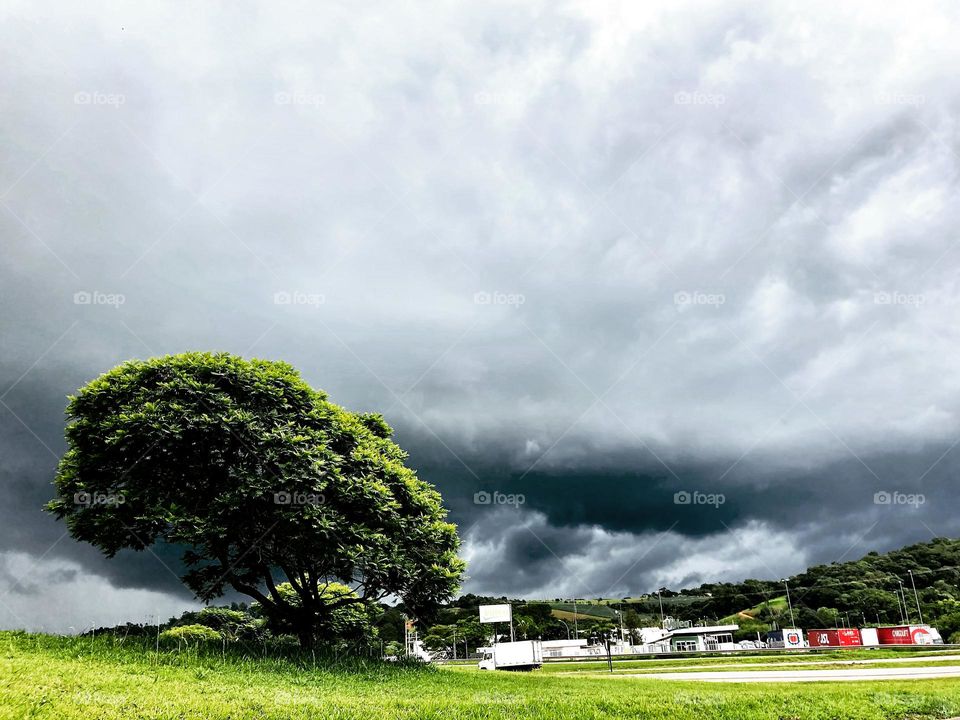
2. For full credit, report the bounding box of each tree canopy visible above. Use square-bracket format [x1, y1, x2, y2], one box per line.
[47, 352, 465, 647]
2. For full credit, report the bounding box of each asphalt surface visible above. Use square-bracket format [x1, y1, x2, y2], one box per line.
[632, 665, 960, 682]
[608, 654, 960, 672]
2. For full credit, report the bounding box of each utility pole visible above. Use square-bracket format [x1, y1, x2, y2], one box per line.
[908, 570, 924, 624]
[657, 589, 665, 629]
[574, 599, 579, 639]
[619, 609, 626, 651]
[898, 580, 908, 623]
[783, 581, 795, 627]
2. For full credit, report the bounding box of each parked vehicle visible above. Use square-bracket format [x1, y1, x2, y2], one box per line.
[478, 640, 544, 670]
[876, 625, 943, 645]
[765, 628, 805, 649]
[807, 628, 862, 647]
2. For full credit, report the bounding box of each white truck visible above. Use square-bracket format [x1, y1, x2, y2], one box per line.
[478, 640, 543, 670]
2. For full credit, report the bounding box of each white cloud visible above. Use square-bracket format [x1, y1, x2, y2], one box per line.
[2, 0, 960, 620]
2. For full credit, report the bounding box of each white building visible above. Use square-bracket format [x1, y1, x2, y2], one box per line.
[662, 624, 739, 652]
[541, 638, 604, 658]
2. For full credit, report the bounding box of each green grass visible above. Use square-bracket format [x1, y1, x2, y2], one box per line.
[534, 648, 957, 674]
[4, 632, 960, 719]
[558, 659, 960, 675]
[720, 596, 787, 625]
[549, 603, 617, 619]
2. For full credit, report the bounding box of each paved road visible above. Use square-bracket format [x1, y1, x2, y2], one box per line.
[605, 654, 960, 673]
[631, 665, 960, 682]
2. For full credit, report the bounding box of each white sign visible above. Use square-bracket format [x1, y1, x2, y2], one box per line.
[479, 604, 512, 624]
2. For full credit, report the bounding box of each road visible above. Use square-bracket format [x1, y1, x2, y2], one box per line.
[604, 654, 960, 673]
[631, 665, 960, 682]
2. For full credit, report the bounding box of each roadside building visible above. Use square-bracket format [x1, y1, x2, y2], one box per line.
[663, 624, 739, 652]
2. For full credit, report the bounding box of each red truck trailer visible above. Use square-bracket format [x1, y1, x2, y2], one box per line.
[877, 625, 943, 645]
[807, 628, 862, 647]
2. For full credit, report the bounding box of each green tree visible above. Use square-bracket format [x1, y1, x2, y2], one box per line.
[46, 352, 465, 648]
[816, 607, 840, 627]
[252, 581, 379, 644]
[421, 624, 456, 653]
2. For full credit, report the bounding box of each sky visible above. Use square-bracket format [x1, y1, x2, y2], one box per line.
[2, 0, 960, 632]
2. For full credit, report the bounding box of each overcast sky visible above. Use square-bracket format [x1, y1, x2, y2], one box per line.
[2, 0, 960, 632]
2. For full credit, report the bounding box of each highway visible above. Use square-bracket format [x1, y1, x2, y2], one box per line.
[632, 664, 960, 682]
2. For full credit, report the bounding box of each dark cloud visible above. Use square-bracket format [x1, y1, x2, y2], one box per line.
[3, 0, 960, 630]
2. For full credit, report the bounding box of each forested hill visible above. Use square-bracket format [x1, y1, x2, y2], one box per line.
[685, 537, 960, 638]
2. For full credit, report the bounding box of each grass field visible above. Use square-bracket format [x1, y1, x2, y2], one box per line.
[4, 632, 960, 719]
[533, 648, 958, 674]
[720, 596, 788, 624]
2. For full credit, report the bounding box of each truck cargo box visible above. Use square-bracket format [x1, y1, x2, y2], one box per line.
[766, 628, 805, 648]
[877, 625, 943, 645]
[478, 640, 543, 670]
[807, 628, 861, 647]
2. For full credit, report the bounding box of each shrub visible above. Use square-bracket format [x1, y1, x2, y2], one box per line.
[159, 624, 222, 647]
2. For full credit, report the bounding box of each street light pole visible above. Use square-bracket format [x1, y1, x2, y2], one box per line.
[573, 599, 579, 639]
[908, 570, 924, 624]
[898, 580, 909, 623]
[783, 581, 795, 627]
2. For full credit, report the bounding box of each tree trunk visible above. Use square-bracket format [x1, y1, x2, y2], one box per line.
[296, 623, 315, 650]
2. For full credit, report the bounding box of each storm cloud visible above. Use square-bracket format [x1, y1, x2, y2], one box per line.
[2, 0, 960, 631]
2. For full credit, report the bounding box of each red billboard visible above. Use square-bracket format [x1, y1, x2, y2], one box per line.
[877, 625, 940, 645]
[807, 628, 861, 647]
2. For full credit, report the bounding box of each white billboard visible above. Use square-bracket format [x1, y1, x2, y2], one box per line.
[479, 604, 512, 624]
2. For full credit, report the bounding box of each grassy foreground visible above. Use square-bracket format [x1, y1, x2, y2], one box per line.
[3, 632, 960, 719]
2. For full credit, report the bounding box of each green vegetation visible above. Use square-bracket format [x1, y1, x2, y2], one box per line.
[4, 632, 960, 719]
[452, 538, 960, 645]
[533, 649, 957, 674]
[158, 624, 223, 646]
[46, 352, 464, 649]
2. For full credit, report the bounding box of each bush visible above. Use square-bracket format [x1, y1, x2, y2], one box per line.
[159, 624, 222, 647]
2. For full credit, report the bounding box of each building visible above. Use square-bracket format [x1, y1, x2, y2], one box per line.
[540, 638, 605, 658]
[662, 624, 739, 652]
